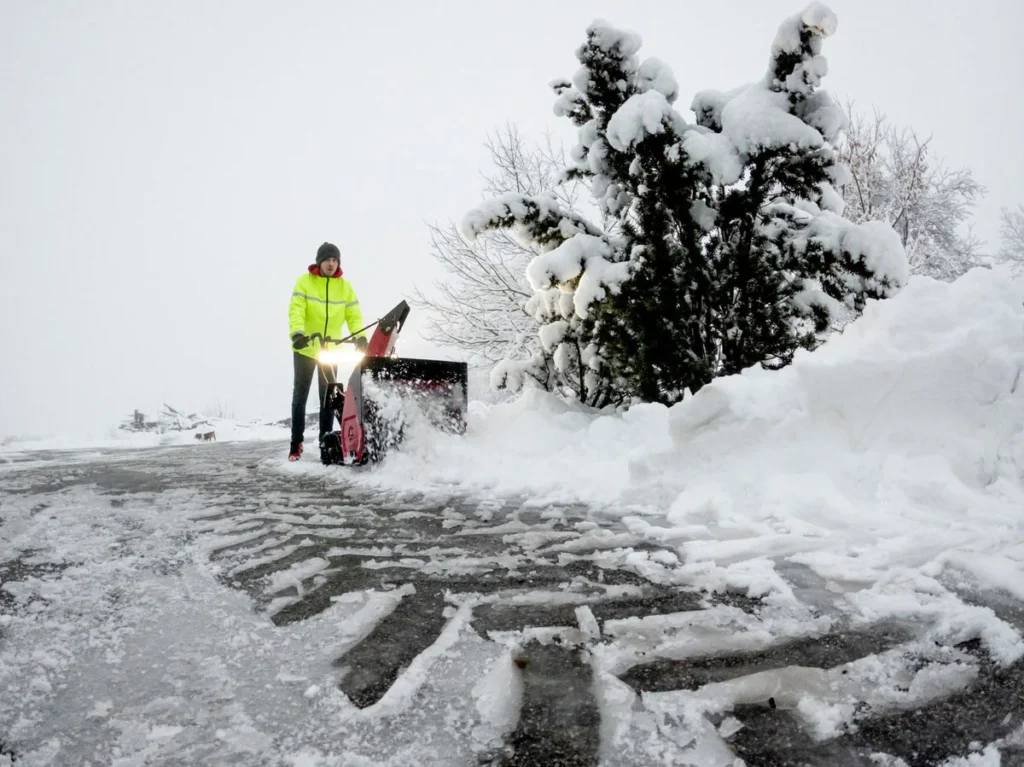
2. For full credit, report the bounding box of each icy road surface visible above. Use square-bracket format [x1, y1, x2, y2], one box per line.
[1, 441, 1022, 766]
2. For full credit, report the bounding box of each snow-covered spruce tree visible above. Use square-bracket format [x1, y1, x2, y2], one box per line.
[837, 103, 984, 281]
[462, 3, 908, 405]
[412, 126, 607, 404]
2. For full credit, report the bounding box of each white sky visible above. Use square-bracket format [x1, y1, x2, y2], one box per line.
[2, 0, 1022, 437]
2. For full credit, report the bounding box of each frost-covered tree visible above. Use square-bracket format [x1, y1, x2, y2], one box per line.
[998, 204, 1024, 271]
[461, 3, 907, 406]
[836, 104, 984, 281]
[412, 126, 609, 404]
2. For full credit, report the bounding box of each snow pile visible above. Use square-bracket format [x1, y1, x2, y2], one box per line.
[638, 266, 1023, 633]
[360, 267, 1022, 494]
[667, 267, 1018, 475]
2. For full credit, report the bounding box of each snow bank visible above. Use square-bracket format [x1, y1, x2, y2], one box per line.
[355, 267, 1023, 504]
[332, 387, 668, 503]
[665, 265, 1021, 487]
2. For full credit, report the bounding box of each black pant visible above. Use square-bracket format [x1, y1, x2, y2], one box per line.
[291, 352, 336, 445]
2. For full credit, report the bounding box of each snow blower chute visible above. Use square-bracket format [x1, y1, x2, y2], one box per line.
[310, 301, 468, 466]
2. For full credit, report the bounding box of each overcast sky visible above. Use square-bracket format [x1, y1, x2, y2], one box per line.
[2, 0, 1022, 438]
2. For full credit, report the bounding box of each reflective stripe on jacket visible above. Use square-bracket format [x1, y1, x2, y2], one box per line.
[288, 265, 366, 359]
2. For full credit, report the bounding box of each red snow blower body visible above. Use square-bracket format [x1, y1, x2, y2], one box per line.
[311, 301, 468, 466]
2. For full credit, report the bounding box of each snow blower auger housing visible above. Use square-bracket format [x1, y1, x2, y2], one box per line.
[313, 301, 468, 466]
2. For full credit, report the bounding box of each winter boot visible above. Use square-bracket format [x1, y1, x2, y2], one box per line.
[288, 441, 303, 461]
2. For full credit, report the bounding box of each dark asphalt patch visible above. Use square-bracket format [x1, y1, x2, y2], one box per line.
[845, 648, 1023, 766]
[619, 621, 916, 693]
[474, 602, 583, 635]
[492, 642, 600, 767]
[335, 589, 450, 708]
[0, 553, 72, 624]
[720, 639, 1023, 766]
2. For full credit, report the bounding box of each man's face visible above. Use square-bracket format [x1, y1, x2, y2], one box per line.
[320, 257, 339, 276]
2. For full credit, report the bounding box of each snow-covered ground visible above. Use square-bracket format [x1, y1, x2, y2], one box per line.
[0, 419, 289, 456]
[2, 266, 1024, 765]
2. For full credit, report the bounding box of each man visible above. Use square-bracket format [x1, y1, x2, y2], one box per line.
[288, 242, 368, 461]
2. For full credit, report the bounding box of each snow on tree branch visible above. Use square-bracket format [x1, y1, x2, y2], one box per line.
[460, 191, 604, 251]
[637, 58, 679, 103]
[526, 234, 630, 318]
[766, 1, 838, 100]
[606, 91, 680, 152]
[785, 204, 908, 292]
[724, 86, 827, 155]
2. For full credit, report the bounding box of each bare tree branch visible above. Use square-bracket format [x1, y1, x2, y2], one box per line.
[411, 125, 602, 403]
[836, 101, 985, 281]
[998, 204, 1024, 271]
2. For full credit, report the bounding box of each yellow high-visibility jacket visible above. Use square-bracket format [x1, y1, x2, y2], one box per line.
[288, 267, 366, 358]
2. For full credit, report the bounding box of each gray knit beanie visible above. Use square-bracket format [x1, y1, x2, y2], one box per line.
[316, 242, 341, 265]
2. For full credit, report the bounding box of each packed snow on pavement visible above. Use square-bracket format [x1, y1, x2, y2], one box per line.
[2, 265, 1024, 765]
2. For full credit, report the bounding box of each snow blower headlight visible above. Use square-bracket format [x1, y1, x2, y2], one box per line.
[317, 348, 364, 365]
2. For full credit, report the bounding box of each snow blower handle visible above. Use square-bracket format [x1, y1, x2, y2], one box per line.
[306, 321, 379, 348]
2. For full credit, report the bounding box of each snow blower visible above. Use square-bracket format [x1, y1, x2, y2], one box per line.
[310, 301, 468, 466]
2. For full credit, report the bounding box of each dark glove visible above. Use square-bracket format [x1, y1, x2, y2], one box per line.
[292, 333, 309, 350]
[354, 336, 369, 352]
